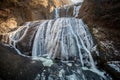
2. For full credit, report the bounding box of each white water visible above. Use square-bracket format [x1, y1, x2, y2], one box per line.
[54, 7, 60, 18]
[70, 0, 83, 4]
[32, 18, 93, 60]
[53, 2, 81, 18]
[73, 5, 81, 17]
[32, 18, 106, 78]
[0, 0, 110, 79]
[108, 61, 120, 72]
[0, 18, 108, 80]
[1, 18, 108, 80]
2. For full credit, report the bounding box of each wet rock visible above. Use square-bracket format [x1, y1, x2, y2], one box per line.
[83, 70, 105, 80]
[79, 0, 120, 79]
[78, 0, 120, 29]
[0, 44, 44, 80]
[89, 26, 120, 80]
[103, 61, 120, 80]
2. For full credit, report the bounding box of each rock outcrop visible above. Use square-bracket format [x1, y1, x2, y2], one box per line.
[0, 43, 43, 80]
[78, 0, 120, 79]
[0, 0, 70, 33]
[78, 0, 120, 29]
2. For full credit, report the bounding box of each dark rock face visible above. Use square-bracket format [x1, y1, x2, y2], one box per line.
[103, 61, 120, 80]
[78, 0, 120, 79]
[0, 44, 43, 80]
[78, 0, 120, 29]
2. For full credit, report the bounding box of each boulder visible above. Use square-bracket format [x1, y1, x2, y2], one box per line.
[0, 43, 43, 80]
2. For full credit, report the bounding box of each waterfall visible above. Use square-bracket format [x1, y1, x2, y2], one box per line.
[32, 18, 107, 80]
[70, 0, 83, 3]
[32, 18, 94, 63]
[0, 0, 111, 80]
[1, 18, 109, 80]
[73, 5, 81, 17]
[52, 2, 82, 18]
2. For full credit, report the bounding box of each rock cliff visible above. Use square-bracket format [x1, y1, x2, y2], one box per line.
[78, 0, 120, 79]
[0, 0, 70, 33]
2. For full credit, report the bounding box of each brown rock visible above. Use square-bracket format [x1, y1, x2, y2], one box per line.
[0, 0, 70, 34]
[78, 0, 120, 29]
[78, 0, 120, 79]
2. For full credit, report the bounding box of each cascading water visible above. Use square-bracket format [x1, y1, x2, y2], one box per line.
[70, 0, 83, 4]
[0, 0, 111, 80]
[1, 18, 110, 80]
[53, 2, 82, 18]
[32, 18, 106, 79]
